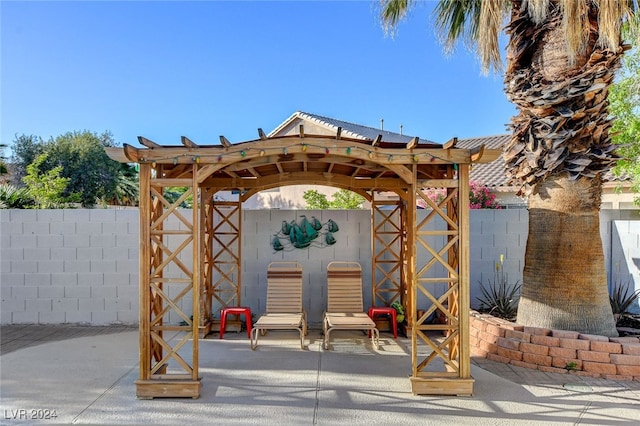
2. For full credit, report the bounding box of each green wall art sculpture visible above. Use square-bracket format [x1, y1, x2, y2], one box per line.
[272, 215, 339, 251]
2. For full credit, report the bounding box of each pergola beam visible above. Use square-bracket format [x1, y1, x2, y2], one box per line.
[138, 136, 161, 149]
[219, 136, 232, 148]
[119, 138, 476, 165]
[200, 172, 409, 191]
[406, 136, 419, 150]
[443, 137, 458, 149]
[181, 136, 198, 148]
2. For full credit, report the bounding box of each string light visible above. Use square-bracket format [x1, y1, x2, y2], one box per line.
[134, 142, 451, 165]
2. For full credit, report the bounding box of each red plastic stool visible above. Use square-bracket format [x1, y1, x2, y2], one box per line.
[368, 306, 398, 338]
[219, 307, 252, 339]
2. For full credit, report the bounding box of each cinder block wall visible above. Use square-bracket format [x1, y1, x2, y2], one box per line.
[0, 209, 139, 325]
[1, 208, 637, 325]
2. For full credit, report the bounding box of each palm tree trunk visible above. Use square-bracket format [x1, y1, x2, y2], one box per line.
[516, 174, 617, 336]
[505, 1, 621, 337]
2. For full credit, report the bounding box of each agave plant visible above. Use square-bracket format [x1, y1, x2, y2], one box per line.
[477, 255, 522, 320]
[609, 279, 640, 315]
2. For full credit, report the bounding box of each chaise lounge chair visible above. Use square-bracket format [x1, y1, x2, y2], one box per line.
[250, 261, 307, 350]
[323, 261, 379, 350]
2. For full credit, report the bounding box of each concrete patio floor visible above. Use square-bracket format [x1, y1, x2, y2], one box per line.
[1, 324, 639, 425]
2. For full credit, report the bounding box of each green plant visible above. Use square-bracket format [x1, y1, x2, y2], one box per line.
[609, 279, 640, 315]
[565, 361, 578, 371]
[0, 183, 35, 208]
[22, 154, 70, 208]
[391, 300, 405, 323]
[477, 255, 522, 320]
[303, 189, 365, 209]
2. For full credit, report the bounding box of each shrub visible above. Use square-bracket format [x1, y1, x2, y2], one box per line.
[419, 182, 502, 209]
[469, 182, 502, 209]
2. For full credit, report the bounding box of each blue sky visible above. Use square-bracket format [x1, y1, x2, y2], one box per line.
[1, 1, 515, 149]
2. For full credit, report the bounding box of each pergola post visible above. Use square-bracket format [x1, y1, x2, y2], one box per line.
[134, 163, 201, 399]
[409, 163, 474, 396]
[370, 193, 405, 309]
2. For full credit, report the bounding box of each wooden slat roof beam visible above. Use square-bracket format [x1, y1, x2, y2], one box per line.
[443, 137, 458, 149]
[470, 144, 486, 163]
[138, 136, 161, 149]
[181, 136, 198, 148]
[219, 135, 232, 148]
[406, 137, 419, 150]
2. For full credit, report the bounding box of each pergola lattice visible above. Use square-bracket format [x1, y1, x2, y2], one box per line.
[106, 126, 498, 398]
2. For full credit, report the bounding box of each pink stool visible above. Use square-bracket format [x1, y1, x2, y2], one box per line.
[219, 307, 252, 339]
[368, 306, 398, 338]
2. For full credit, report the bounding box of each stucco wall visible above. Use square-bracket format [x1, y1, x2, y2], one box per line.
[1, 208, 638, 325]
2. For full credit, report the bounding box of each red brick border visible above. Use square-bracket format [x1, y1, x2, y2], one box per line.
[470, 311, 640, 382]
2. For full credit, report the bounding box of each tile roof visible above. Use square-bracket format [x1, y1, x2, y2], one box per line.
[269, 111, 437, 145]
[456, 134, 511, 189]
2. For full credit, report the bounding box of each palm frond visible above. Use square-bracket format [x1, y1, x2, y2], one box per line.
[523, 0, 551, 24]
[561, 0, 590, 65]
[433, 0, 483, 53]
[598, 0, 632, 50]
[478, 0, 507, 73]
[380, 0, 413, 36]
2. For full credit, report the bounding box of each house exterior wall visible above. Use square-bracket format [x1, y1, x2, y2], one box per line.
[1, 208, 638, 325]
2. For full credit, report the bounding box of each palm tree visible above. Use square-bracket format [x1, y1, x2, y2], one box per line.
[381, 0, 636, 336]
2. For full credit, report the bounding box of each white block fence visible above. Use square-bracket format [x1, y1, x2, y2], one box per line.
[1, 208, 638, 325]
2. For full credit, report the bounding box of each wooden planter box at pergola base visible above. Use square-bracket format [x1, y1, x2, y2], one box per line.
[106, 127, 498, 399]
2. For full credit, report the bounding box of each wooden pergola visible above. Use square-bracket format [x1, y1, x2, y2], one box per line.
[106, 125, 498, 399]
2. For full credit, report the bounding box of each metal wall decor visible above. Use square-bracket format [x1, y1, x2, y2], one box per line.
[272, 215, 339, 251]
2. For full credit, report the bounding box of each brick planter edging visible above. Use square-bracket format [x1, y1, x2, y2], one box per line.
[469, 310, 640, 382]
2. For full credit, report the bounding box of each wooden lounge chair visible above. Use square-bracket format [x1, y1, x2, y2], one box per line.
[323, 261, 379, 350]
[250, 261, 307, 350]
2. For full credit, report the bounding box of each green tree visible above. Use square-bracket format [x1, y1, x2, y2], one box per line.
[11, 131, 136, 207]
[10, 134, 44, 185]
[611, 24, 640, 204]
[303, 189, 331, 209]
[22, 154, 70, 208]
[381, 0, 636, 336]
[303, 188, 365, 209]
[43, 131, 126, 207]
[329, 189, 365, 209]
[163, 187, 193, 208]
